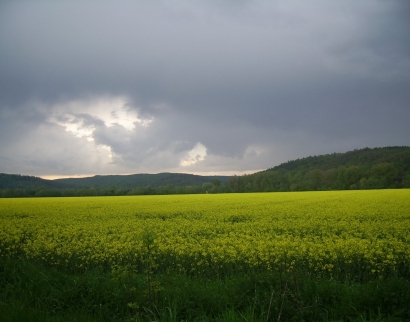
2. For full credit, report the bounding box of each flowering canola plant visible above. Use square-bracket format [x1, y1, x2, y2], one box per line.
[1, 190, 409, 279]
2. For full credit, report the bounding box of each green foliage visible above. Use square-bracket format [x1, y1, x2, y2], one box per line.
[54, 173, 230, 189]
[0, 173, 230, 197]
[233, 146, 410, 193]
[1, 258, 410, 321]
[0, 173, 71, 190]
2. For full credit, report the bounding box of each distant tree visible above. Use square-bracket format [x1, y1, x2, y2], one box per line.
[13, 188, 27, 197]
[344, 166, 364, 188]
[2, 188, 13, 198]
[212, 179, 221, 187]
[229, 176, 239, 192]
[307, 169, 323, 190]
[370, 163, 397, 187]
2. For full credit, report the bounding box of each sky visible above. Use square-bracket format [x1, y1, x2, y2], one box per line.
[1, 1, 409, 179]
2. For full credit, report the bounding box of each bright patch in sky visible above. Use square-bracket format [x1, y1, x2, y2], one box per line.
[49, 96, 150, 141]
[55, 114, 95, 141]
[180, 142, 207, 167]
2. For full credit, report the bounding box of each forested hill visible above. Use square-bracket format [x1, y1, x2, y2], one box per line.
[0, 173, 73, 190]
[231, 146, 410, 192]
[1, 146, 409, 197]
[268, 146, 410, 173]
[0, 172, 229, 192]
[54, 173, 229, 189]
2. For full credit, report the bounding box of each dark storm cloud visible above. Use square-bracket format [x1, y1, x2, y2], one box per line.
[0, 0, 409, 177]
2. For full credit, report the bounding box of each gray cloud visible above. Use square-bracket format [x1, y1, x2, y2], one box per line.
[0, 0, 409, 178]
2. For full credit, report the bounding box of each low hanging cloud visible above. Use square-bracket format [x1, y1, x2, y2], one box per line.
[0, 0, 409, 178]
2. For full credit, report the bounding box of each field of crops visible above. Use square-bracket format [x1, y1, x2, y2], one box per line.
[1, 190, 410, 280]
[1, 189, 410, 321]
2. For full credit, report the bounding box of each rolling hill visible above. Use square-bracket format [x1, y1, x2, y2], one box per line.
[54, 173, 230, 189]
[266, 146, 410, 173]
[233, 146, 410, 192]
[0, 172, 229, 190]
[1, 146, 409, 196]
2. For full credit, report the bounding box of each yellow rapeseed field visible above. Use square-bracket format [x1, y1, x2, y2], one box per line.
[1, 190, 409, 279]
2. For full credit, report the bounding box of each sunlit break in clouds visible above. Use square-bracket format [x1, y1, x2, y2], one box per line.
[180, 142, 207, 167]
[49, 96, 151, 141]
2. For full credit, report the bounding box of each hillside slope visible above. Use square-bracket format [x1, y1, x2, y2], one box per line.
[1, 146, 409, 197]
[0, 173, 73, 190]
[231, 146, 410, 192]
[268, 146, 410, 173]
[0, 172, 229, 190]
[54, 173, 229, 189]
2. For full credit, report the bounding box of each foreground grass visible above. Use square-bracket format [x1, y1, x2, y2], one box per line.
[1, 258, 410, 321]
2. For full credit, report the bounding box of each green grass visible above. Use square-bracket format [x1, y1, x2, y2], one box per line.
[1, 258, 410, 321]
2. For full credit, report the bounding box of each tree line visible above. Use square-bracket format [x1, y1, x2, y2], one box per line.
[228, 163, 410, 193]
[1, 146, 409, 197]
[0, 180, 225, 198]
[1, 163, 409, 198]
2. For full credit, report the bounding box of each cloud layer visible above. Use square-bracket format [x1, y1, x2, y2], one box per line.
[1, 1, 409, 178]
